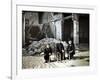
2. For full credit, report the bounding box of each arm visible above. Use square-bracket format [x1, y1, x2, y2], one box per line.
[61, 43, 64, 52]
[49, 47, 52, 55]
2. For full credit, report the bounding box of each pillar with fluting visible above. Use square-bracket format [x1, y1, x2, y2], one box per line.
[72, 13, 79, 50]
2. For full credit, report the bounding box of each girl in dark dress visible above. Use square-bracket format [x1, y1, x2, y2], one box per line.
[67, 40, 75, 60]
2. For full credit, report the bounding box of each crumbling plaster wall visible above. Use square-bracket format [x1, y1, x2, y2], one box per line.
[22, 12, 63, 47]
[41, 12, 63, 40]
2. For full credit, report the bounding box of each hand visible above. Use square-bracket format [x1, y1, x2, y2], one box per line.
[62, 50, 64, 52]
[49, 53, 52, 55]
[69, 50, 73, 53]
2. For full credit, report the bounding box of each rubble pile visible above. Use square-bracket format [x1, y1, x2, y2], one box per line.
[25, 38, 68, 55]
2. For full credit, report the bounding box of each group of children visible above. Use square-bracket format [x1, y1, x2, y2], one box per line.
[44, 39, 75, 63]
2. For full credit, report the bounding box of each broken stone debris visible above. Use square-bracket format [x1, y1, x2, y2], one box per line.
[24, 38, 68, 55]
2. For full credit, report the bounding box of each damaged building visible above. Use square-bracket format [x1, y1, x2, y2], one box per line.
[22, 11, 89, 68]
[22, 11, 89, 50]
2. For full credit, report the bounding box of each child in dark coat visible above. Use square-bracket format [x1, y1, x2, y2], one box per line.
[56, 40, 65, 61]
[44, 44, 52, 63]
[67, 40, 75, 60]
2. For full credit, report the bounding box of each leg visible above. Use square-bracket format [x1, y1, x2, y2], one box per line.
[61, 52, 63, 60]
[62, 52, 65, 60]
[68, 53, 71, 60]
[56, 52, 59, 61]
[48, 56, 50, 62]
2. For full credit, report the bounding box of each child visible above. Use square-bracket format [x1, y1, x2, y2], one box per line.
[67, 40, 75, 60]
[44, 44, 52, 63]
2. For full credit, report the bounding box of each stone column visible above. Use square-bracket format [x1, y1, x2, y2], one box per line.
[54, 14, 63, 40]
[72, 13, 79, 50]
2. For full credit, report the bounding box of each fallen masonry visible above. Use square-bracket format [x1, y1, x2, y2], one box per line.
[23, 38, 68, 56]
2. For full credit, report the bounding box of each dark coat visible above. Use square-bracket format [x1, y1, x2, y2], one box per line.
[56, 43, 64, 53]
[44, 47, 52, 61]
[56, 42, 65, 60]
[67, 44, 75, 55]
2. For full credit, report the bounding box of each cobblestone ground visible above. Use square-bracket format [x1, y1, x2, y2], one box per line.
[22, 51, 89, 69]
